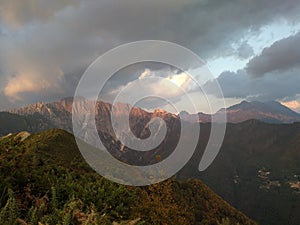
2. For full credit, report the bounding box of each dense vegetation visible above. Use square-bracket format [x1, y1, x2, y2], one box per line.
[0, 129, 256, 225]
[179, 120, 300, 225]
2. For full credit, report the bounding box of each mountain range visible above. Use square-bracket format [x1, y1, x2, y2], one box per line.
[7, 98, 300, 127]
[2, 98, 300, 225]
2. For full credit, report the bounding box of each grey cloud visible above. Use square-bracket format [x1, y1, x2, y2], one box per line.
[237, 42, 254, 59]
[204, 69, 300, 101]
[0, 96, 11, 110]
[246, 31, 300, 76]
[171, 0, 300, 58]
[1, 0, 300, 109]
[204, 70, 250, 99]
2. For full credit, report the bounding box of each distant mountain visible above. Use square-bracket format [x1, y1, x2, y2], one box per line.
[7, 99, 300, 137]
[182, 100, 300, 124]
[8, 98, 74, 132]
[0, 129, 257, 225]
[223, 100, 300, 123]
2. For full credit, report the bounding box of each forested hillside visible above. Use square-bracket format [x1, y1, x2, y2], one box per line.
[0, 129, 256, 225]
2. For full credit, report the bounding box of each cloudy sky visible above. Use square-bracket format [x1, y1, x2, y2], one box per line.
[0, 0, 300, 113]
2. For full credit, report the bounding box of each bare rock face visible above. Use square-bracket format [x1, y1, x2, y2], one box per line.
[14, 131, 31, 142]
[8, 98, 182, 165]
[9, 100, 73, 132]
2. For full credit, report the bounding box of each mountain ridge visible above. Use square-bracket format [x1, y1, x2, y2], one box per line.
[182, 100, 300, 124]
[6, 98, 300, 128]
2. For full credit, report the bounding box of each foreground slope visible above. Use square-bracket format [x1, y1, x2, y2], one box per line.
[0, 129, 256, 225]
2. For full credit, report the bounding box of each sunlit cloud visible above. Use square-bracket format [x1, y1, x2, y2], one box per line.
[136, 68, 192, 99]
[4, 67, 64, 101]
[0, 0, 80, 29]
[167, 73, 191, 89]
[281, 100, 300, 110]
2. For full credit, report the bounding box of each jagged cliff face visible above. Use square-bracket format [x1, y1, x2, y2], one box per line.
[9, 98, 182, 165]
[9, 98, 300, 133]
[9, 99, 73, 132]
[93, 101, 181, 165]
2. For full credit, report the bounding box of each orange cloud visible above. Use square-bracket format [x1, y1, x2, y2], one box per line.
[281, 100, 300, 109]
[0, 0, 79, 29]
[4, 68, 64, 101]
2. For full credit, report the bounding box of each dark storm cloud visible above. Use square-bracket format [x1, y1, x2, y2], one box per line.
[204, 69, 300, 101]
[237, 42, 254, 59]
[0, 0, 300, 109]
[247, 31, 300, 76]
[204, 70, 250, 99]
[171, 0, 300, 58]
